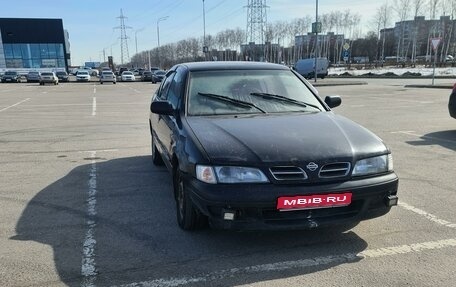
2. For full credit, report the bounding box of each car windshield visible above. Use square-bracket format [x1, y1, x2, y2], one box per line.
[56, 72, 67, 75]
[28, 72, 39, 75]
[123, 72, 133, 75]
[143, 72, 151, 75]
[102, 71, 112, 75]
[41, 73, 53, 76]
[79, 71, 89, 75]
[5, 71, 16, 75]
[155, 70, 165, 75]
[187, 69, 324, 116]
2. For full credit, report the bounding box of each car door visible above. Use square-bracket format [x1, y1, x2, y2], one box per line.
[151, 71, 176, 166]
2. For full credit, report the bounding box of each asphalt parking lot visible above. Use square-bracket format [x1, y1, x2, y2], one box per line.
[0, 78, 455, 287]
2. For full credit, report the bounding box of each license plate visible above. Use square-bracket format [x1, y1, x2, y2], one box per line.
[6, 79, 11, 81]
[277, 192, 352, 211]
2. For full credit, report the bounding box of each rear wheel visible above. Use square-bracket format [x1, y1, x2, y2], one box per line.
[174, 169, 207, 230]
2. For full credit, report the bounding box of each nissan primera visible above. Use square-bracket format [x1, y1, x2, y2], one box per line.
[149, 62, 398, 231]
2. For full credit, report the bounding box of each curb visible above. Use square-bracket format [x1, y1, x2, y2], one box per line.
[404, 85, 452, 89]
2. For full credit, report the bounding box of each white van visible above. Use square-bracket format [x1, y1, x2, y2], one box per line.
[294, 58, 329, 79]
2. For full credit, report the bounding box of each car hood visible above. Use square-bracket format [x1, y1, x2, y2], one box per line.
[186, 112, 388, 164]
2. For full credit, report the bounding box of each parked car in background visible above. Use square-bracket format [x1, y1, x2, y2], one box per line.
[449, 84, 456, 118]
[76, 70, 91, 82]
[1, 71, 21, 83]
[39, 72, 59, 85]
[141, 71, 153, 82]
[26, 71, 41, 83]
[55, 71, 69, 82]
[151, 69, 166, 83]
[121, 71, 135, 82]
[100, 71, 116, 84]
[149, 61, 398, 231]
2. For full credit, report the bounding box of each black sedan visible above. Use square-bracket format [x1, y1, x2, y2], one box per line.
[149, 61, 398, 231]
[141, 71, 153, 82]
[56, 71, 69, 82]
[151, 70, 166, 83]
[1, 71, 21, 83]
[450, 84, 456, 118]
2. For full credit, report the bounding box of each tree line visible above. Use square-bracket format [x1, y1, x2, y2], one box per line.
[129, 1, 456, 68]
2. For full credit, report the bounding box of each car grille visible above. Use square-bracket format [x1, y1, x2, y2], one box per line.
[269, 166, 307, 181]
[318, 162, 351, 178]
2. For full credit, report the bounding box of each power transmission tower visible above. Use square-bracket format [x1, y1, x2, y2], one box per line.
[246, 0, 268, 44]
[114, 9, 132, 65]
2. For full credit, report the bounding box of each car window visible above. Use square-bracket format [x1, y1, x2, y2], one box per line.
[166, 67, 185, 108]
[157, 73, 175, 100]
[187, 69, 324, 116]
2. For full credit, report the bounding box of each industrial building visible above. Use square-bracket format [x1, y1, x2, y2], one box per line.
[0, 18, 70, 73]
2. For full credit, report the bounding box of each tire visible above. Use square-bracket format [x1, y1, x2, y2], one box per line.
[174, 169, 207, 230]
[113, 82, 116, 84]
[151, 133, 164, 166]
[100, 82, 103, 84]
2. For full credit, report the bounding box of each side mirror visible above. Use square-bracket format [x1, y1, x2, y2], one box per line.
[150, 101, 175, 116]
[324, 96, 342, 109]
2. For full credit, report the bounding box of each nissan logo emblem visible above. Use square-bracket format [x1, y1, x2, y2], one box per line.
[306, 162, 319, 171]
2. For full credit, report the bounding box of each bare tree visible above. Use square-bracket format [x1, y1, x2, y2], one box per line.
[394, 0, 411, 64]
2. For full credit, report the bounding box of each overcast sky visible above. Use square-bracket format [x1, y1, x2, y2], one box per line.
[1, 0, 380, 66]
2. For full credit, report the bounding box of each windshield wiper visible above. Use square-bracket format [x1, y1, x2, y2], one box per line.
[250, 92, 322, 111]
[198, 92, 266, 114]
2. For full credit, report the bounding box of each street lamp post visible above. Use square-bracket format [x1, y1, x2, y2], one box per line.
[203, 0, 207, 60]
[157, 16, 169, 68]
[135, 28, 145, 55]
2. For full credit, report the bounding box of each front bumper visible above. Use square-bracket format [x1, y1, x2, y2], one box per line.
[184, 172, 398, 230]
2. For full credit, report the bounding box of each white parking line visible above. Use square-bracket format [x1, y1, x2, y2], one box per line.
[92, 97, 96, 116]
[0, 98, 31, 112]
[81, 151, 98, 287]
[399, 202, 456, 228]
[116, 238, 456, 287]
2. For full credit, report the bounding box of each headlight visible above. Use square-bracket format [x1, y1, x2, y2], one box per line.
[196, 165, 269, 184]
[352, 154, 393, 176]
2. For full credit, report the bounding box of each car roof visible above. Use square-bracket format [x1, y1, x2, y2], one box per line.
[177, 61, 290, 72]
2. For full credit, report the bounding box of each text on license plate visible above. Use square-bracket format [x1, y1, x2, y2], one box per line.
[277, 193, 352, 210]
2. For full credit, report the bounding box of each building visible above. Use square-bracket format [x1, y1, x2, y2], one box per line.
[0, 18, 70, 73]
[380, 16, 456, 61]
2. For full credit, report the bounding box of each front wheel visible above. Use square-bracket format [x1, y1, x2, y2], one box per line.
[174, 170, 207, 230]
